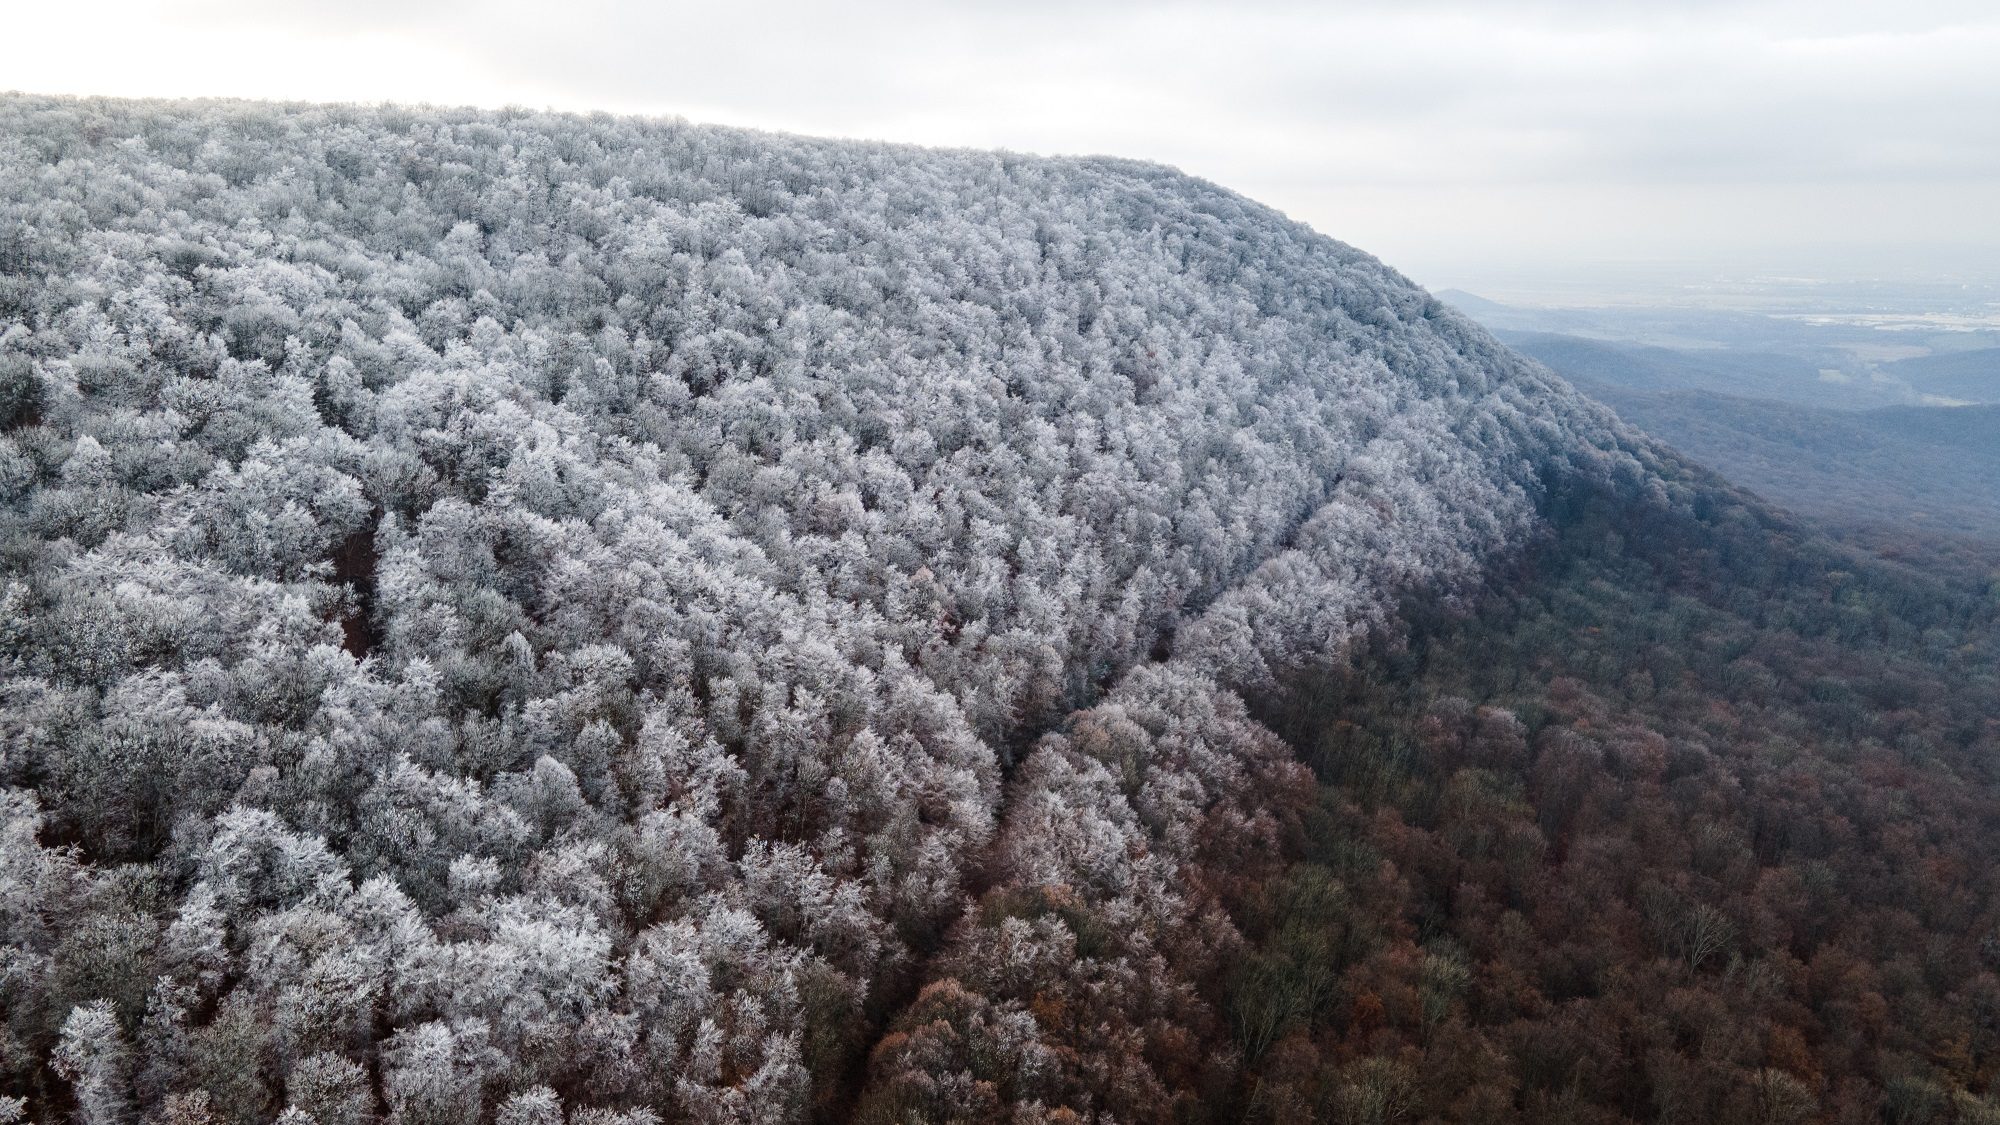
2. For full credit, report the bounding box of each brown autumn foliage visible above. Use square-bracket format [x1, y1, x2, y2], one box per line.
[1232, 476, 2000, 1124]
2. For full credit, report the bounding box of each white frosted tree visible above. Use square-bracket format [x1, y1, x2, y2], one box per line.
[53, 1001, 133, 1125]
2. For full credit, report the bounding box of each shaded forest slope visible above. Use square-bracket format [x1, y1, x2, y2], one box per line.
[1229, 461, 2000, 1124]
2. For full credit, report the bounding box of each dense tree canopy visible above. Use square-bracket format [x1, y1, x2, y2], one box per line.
[1230, 477, 2000, 1125]
[9, 93, 1986, 1125]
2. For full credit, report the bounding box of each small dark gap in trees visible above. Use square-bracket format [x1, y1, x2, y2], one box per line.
[332, 515, 381, 658]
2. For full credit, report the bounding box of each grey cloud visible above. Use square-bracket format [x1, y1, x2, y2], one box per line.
[72, 0, 2000, 276]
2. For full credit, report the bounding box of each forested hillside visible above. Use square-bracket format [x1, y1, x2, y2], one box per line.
[2, 94, 1996, 1125]
[1499, 333, 1867, 409]
[1492, 330, 2000, 544]
[0, 94, 1644, 1124]
[1566, 388, 2000, 543]
[1235, 470, 2000, 1124]
[1884, 349, 2000, 404]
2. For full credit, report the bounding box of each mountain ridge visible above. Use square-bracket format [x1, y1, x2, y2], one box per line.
[19, 94, 1992, 1125]
[0, 93, 1672, 1124]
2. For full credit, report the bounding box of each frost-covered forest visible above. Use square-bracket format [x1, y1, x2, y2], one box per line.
[6, 92, 1913, 1125]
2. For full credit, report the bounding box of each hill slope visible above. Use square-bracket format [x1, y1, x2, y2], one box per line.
[1235, 473, 2000, 1124]
[1884, 347, 2000, 403]
[1500, 330, 1904, 410]
[1497, 328, 2000, 542]
[1581, 389, 2000, 541]
[0, 95, 1641, 1123]
[4, 96, 1998, 1125]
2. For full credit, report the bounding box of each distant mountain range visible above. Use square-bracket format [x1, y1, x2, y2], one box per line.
[1498, 330, 1901, 409]
[1441, 293, 2000, 542]
[1883, 347, 2000, 403]
[1579, 386, 2000, 540]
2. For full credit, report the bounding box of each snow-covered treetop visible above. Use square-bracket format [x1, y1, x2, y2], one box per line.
[0, 93, 1653, 1123]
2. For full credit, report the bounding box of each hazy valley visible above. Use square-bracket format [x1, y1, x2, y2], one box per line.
[1439, 288, 2000, 545]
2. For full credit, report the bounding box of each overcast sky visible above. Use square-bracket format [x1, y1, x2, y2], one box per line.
[10, 0, 1997, 292]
